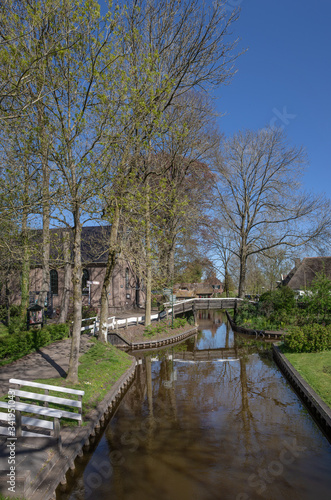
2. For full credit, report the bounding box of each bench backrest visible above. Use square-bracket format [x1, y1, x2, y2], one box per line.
[0, 400, 62, 439]
[9, 378, 84, 424]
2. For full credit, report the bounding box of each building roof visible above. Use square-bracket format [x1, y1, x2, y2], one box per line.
[284, 256, 331, 290]
[195, 284, 214, 295]
[173, 283, 215, 297]
[31, 225, 112, 266]
[174, 289, 196, 298]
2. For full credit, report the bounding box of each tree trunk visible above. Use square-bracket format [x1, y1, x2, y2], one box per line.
[58, 230, 71, 324]
[167, 244, 175, 284]
[238, 250, 247, 298]
[99, 204, 121, 343]
[37, 108, 50, 308]
[224, 266, 229, 297]
[66, 210, 82, 384]
[144, 182, 152, 327]
[20, 166, 30, 319]
[5, 276, 10, 326]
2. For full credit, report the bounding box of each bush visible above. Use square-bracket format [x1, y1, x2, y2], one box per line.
[82, 305, 98, 319]
[143, 317, 188, 337]
[284, 324, 331, 353]
[171, 317, 187, 329]
[236, 300, 258, 323]
[0, 323, 69, 364]
[144, 322, 168, 337]
[259, 287, 296, 314]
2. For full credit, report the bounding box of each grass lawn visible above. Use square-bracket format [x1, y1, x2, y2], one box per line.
[283, 350, 331, 408]
[2, 339, 133, 426]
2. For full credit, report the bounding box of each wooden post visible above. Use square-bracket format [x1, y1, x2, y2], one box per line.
[16, 410, 22, 437]
[78, 395, 82, 426]
[44, 389, 49, 407]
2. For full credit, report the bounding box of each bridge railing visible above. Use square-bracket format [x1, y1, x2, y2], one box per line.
[81, 298, 243, 335]
[163, 297, 243, 308]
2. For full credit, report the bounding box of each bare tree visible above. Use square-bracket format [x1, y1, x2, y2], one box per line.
[213, 128, 331, 297]
[122, 0, 240, 325]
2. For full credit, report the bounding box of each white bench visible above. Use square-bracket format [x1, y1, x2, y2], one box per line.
[0, 400, 62, 440]
[9, 378, 85, 426]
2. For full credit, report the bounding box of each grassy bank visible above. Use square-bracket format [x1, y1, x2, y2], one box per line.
[2, 339, 133, 425]
[283, 350, 331, 408]
[36, 338, 133, 419]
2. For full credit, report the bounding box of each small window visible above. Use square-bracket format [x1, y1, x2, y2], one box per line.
[82, 269, 89, 295]
[125, 268, 129, 289]
[50, 270, 58, 295]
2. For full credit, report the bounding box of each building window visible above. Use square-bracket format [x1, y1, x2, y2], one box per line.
[82, 269, 89, 295]
[50, 270, 58, 295]
[125, 268, 129, 289]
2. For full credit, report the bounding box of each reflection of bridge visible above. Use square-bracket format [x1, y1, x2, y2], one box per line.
[173, 347, 238, 362]
[133, 347, 239, 363]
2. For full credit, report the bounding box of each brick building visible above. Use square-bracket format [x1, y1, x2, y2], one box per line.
[3, 226, 144, 315]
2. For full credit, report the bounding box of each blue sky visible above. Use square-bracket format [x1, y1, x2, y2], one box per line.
[213, 0, 331, 198]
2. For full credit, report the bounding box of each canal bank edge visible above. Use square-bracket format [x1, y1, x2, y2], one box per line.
[225, 311, 285, 340]
[26, 357, 136, 500]
[109, 325, 198, 349]
[272, 345, 331, 441]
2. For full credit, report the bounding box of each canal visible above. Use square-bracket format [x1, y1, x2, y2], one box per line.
[59, 311, 331, 500]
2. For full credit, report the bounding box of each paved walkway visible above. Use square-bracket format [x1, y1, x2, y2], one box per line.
[0, 335, 94, 398]
[0, 308, 155, 398]
[0, 311, 141, 499]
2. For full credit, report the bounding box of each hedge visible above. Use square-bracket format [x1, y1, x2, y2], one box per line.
[0, 323, 69, 365]
[284, 324, 331, 353]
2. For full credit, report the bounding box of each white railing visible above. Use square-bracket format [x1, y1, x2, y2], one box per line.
[163, 297, 243, 308]
[80, 316, 98, 334]
[106, 312, 161, 331]
[81, 298, 243, 335]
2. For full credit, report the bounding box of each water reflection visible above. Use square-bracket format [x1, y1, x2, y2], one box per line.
[61, 312, 331, 500]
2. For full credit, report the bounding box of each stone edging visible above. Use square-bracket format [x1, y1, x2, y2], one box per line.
[29, 358, 136, 500]
[272, 344, 331, 441]
[226, 311, 285, 339]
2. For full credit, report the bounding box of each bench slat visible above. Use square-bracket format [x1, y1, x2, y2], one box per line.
[22, 416, 54, 430]
[0, 401, 62, 418]
[15, 390, 81, 409]
[0, 411, 9, 421]
[10, 378, 84, 396]
[0, 426, 10, 435]
[21, 430, 51, 438]
[59, 409, 82, 421]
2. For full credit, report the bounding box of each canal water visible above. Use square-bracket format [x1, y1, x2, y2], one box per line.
[60, 311, 331, 500]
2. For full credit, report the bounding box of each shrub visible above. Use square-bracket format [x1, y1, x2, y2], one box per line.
[171, 317, 187, 329]
[284, 324, 331, 353]
[143, 317, 188, 337]
[8, 316, 26, 335]
[82, 305, 98, 319]
[236, 300, 258, 323]
[260, 287, 296, 314]
[0, 323, 69, 363]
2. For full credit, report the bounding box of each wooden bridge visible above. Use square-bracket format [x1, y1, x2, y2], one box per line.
[163, 297, 243, 317]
